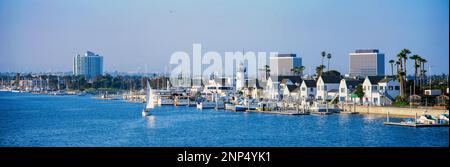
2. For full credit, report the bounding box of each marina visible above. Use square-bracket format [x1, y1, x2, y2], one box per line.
[0, 91, 448, 147]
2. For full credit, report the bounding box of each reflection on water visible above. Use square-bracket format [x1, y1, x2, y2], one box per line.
[145, 115, 156, 128]
[338, 114, 350, 126]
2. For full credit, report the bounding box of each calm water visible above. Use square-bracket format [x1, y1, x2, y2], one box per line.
[0, 91, 448, 147]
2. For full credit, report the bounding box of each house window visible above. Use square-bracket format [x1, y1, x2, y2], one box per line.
[388, 86, 393, 90]
[395, 86, 400, 90]
[310, 88, 313, 91]
[324, 85, 327, 91]
[340, 88, 345, 93]
[380, 86, 384, 90]
[301, 87, 306, 91]
[372, 86, 377, 91]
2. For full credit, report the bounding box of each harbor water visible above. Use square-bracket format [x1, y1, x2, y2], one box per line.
[0, 92, 448, 147]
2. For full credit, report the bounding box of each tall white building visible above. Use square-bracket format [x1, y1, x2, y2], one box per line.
[349, 49, 385, 77]
[269, 54, 302, 76]
[73, 51, 103, 79]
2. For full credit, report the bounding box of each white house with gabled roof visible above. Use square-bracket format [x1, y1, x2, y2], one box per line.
[362, 76, 400, 106]
[299, 79, 316, 101]
[316, 75, 341, 101]
[338, 78, 363, 103]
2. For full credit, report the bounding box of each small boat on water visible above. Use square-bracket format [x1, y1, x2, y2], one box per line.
[234, 105, 248, 112]
[142, 80, 154, 117]
[439, 114, 449, 124]
[416, 114, 438, 124]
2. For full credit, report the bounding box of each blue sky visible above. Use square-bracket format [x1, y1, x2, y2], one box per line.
[0, 0, 448, 75]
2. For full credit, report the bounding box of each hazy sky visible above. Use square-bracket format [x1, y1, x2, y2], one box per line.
[0, 0, 448, 75]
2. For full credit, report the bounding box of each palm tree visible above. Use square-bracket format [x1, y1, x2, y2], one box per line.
[401, 49, 411, 74]
[388, 60, 395, 76]
[299, 66, 305, 76]
[395, 61, 401, 75]
[419, 58, 427, 93]
[315, 65, 326, 77]
[321, 51, 326, 67]
[291, 66, 305, 76]
[397, 49, 410, 99]
[326, 53, 332, 71]
[259, 65, 271, 80]
[409, 54, 421, 95]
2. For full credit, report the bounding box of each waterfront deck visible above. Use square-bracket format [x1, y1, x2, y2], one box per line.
[384, 122, 449, 127]
[311, 111, 333, 115]
[245, 110, 310, 115]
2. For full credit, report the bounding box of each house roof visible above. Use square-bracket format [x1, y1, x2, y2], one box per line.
[320, 75, 341, 83]
[303, 80, 317, 87]
[344, 79, 363, 88]
[270, 75, 302, 85]
[378, 76, 396, 83]
[367, 76, 393, 84]
[286, 85, 299, 92]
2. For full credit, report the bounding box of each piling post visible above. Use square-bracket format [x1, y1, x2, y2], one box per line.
[387, 111, 389, 122]
[415, 112, 418, 124]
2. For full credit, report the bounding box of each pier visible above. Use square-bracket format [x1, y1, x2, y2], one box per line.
[383, 122, 449, 127]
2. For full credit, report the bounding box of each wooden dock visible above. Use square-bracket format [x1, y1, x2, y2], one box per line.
[339, 111, 358, 114]
[384, 122, 449, 127]
[311, 112, 333, 115]
[245, 110, 310, 115]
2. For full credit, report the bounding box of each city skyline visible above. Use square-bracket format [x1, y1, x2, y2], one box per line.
[0, 0, 449, 75]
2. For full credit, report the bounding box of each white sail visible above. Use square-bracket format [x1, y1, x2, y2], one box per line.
[146, 80, 154, 109]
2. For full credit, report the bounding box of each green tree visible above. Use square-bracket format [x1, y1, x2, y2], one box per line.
[321, 51, 326, 67]
[291, 66, 305, 76]
[396, 48, 410, 100]
[355, 85, 365, 103]
[388, 59, 395, 76]
[326, 53, 332, 71]
[409, 54, 421, 95]
[315, 65, 326, 77]
[418, 57, 427, 93]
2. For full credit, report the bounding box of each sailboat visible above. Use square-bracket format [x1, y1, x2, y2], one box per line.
[142, 80, 154, 117]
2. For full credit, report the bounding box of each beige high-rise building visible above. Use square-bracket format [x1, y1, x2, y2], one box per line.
[349, 49, 385, 77]
[269, 54, 302, 76]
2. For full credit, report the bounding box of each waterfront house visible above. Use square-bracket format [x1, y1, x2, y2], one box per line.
[299, 80, 317, 102]
[242, 79, 264, 99]
[280, 78, 301, 100]
[338, 78, 364, 103]
[362, 76, 399, 106]
[265, 76, 302, 100]
[316, 75, 341, 101]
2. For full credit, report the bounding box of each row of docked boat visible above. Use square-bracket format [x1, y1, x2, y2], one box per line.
[384, 112, 449, 127]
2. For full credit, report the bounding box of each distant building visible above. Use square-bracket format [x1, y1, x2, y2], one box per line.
[269, 54, 302, 76]
[349, 49, 385, 77]
[73, 51, 103, 79]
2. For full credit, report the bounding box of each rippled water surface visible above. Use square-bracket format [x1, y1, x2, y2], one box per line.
[0, 92, 448, 146]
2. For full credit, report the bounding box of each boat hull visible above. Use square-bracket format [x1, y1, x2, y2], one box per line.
[142, 110, 151, 117]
